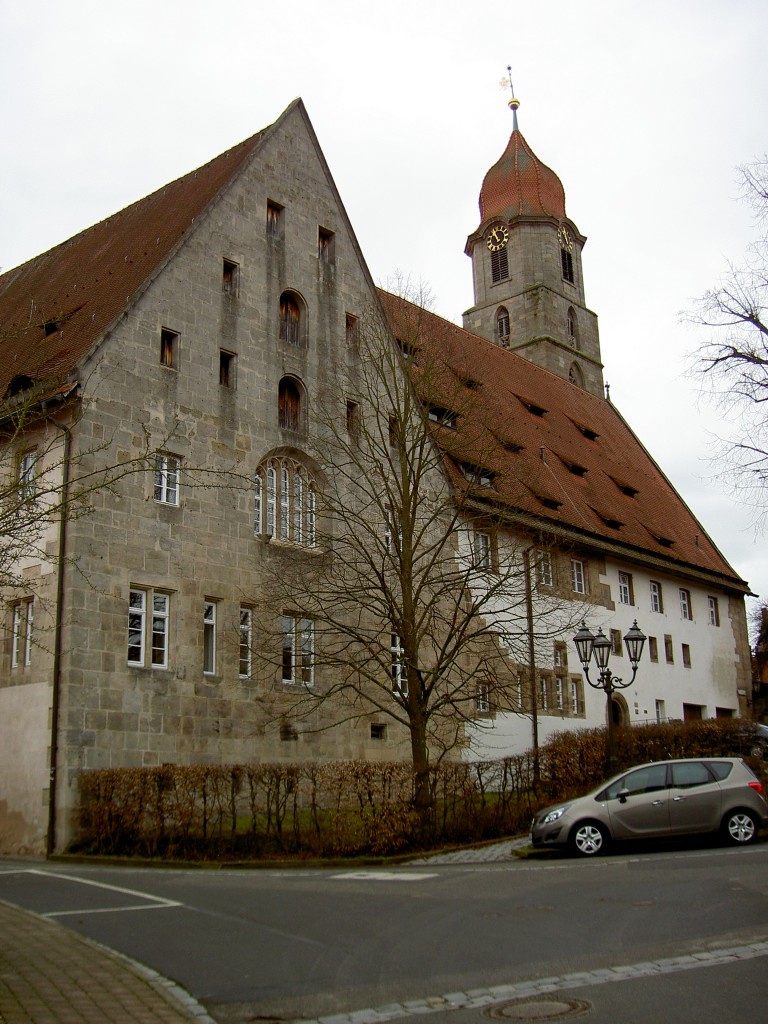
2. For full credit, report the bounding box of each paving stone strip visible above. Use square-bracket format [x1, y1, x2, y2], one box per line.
[0, 899, 215, 1024]
[296, 941, 768, 1024]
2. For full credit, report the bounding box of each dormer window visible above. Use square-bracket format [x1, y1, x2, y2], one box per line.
[521, 399, 546, 417]
[460, 463, 495, 488]
[43, 319, 60, 336]
[428, 406, 458, 430]
[396, 337, 415, 360]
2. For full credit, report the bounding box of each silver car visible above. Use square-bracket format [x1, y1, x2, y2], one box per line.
[530, 758, 768, 857]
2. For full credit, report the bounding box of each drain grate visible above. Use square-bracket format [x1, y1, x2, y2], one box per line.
[485, 996, 591, 1021]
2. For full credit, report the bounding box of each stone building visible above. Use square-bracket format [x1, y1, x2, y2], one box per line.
[0, 97, 751, 854]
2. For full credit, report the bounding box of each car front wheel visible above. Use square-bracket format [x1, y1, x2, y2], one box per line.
[570, 821, 608, 857]
[722, 809, 758, 845]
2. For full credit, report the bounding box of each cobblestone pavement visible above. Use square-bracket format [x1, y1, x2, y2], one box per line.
[0, 898, 214, 1024]
[410, 837, 530, 864]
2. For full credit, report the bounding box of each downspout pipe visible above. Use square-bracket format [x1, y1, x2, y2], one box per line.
[522, 547, 540, 792]
[42, 405, 71, 858]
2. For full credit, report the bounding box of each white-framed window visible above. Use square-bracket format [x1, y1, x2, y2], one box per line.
[255, 458, 316, 546]
[154, 455, 180, 506]
[679, 588, 692, 620]
[515, 673, 524, 710]
[536, 551, 553, 587]
[570, 679, 583, 716]
[11, 599, 34, 668]
[282, 615, 313, 686]
[476, 682, 491, 715]
[554, 644, 567, 671]
[655, 699, 666, 723]
[391, 631, 407, 697]
[708, 596, 720, 627]
[239, 607, 253, 679]
[18, 450, 37, 501]
[618, 571, 633, 605]
[203, 601, 217, 674]
[473, 530, 492, 570]
[555, 678, 564, 711]
[128, 588, 169, 669]
[650, 580, 663, 613]
[571, 558, 586, 594]
[539, 677, 549, 711]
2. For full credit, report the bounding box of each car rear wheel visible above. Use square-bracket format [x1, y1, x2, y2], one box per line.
[569, 821, 608, 857]
[722, 809, 758, 845]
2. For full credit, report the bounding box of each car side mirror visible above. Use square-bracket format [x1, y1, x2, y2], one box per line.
[618, 788, 630, 804]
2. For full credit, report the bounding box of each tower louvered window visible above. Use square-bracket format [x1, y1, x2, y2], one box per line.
[490, 247, 509, 283]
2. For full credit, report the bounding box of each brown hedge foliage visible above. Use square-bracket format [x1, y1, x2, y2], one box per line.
[76, 720, 764, 859]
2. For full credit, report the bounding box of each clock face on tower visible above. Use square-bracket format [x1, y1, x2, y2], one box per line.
[486, 224, 509, 252]
[558, 225, 574, 252]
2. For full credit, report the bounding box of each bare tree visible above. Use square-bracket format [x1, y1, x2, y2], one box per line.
[688, 157, 768, 525]
[250, 287, 579, 812]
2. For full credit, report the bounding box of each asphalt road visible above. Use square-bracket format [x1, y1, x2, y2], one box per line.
[1, 840, 767, 1023]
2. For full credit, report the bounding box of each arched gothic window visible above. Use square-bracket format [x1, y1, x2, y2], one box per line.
[496, 307, 510, 347]
[568, 362, 585, 388]
[254, 457, 316, 546]
[278, 376, 303, 431]
[279, 292, 303, 346]
[567, 307, 579, 348]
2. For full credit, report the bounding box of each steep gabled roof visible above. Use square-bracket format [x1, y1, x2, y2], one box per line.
[0, 109, 287, 395]
[378, 290, 748, 592]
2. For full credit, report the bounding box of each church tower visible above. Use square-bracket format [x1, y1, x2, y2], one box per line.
[462, 92, 604, 397]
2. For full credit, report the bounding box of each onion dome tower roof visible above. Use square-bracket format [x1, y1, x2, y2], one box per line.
[478, 97, 566, 222]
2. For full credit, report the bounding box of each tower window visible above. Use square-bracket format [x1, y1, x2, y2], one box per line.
[160, 328, 178, 369]
[561, 248, 574, 283]
[278, 377, 303, 431]
[219, 351, 235, 388]
[567, 306, 579, 347]
[267, 201, 283, 238]
[279, 292, 303, 346]
[496, 307, 510, 346]
[491, 247, 509, 283]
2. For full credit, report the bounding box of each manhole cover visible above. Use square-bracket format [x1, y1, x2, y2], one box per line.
[485, 997, 591, 1021]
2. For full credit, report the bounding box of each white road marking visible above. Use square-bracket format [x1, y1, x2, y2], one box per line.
[331, 871, 438, 881]
[4, 868, 181, 916]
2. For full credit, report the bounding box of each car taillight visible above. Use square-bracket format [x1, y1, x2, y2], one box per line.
[748, 781, 764, 796]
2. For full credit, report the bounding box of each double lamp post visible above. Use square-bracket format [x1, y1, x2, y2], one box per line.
[572, 619, 647, 772]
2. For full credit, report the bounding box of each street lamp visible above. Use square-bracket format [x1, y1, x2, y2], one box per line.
[572, 619, 646, 772]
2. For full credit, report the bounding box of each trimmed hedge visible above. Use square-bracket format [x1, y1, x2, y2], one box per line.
[76, 719, 764, 859]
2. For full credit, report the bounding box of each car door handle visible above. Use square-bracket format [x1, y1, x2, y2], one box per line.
[673, 796, 684, 802]
[652, 799, 664, 806]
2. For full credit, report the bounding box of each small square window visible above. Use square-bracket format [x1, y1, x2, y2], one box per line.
[318, 227, 335, 262]
[370, 723, 387, 740]
[267, 201, 283, 238]
[160, 328, 178, 369]
[222, 259, 239, 295]
[220, 351, 235, 388]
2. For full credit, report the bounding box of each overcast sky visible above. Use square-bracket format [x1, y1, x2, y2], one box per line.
[2, 0, 766, 630]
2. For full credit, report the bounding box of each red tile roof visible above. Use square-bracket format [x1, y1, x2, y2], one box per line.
[378, 290, 747, 592]
[0, 124, 273, 395]
[478, 129, 566, 223]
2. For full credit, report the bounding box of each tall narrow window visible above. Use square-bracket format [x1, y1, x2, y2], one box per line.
[203, 602, 216, 674]
[650, 580, 663, 613]
[681, 643, 692, 668]
[280, 464, 290, 539]
[11, 599, 33, 668]
[278, 377, 302, 431]
[239, 607, 253, 679]
[555, 678, 564, 711]
[679, 588, 692, 620]
[618, 571, 633, 605]
[345, 313, 358, 347]
[570, 679, 583, 716]
[160, 328, 178, 369]
[220, 351, 235, 388]
[476, 683, 491, 715]
[567, 307, 577, 345]
[128, 588, 169, 669]
[18, 450, 37, 500]
[560, 247, 574, 283]
[708, 596, 720, 626]
[391, 632, 407, 697]
[279, 293, 302, 346]
[496, 307, 510, 345]
[346, 399, 360, 438]
[611, 629, 623, 657]
[536, 551, 553, 587]
[664, 634, 674, 664]
[222, 259, 239, 295]
[282, 616, 313, 686]
[267, 201, 283, 238]
[154, 455, 180, 505]
[490, 247, 509, 283]
[539, 678, 549, 711]
[648, 636, 659, 662]
[318, 227, 335, 262]
[571, 558, 586, 594]
[473, 530, 492, 569]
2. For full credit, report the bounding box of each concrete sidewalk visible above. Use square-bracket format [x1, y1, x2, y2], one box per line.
[0, 899, 214, 1024]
